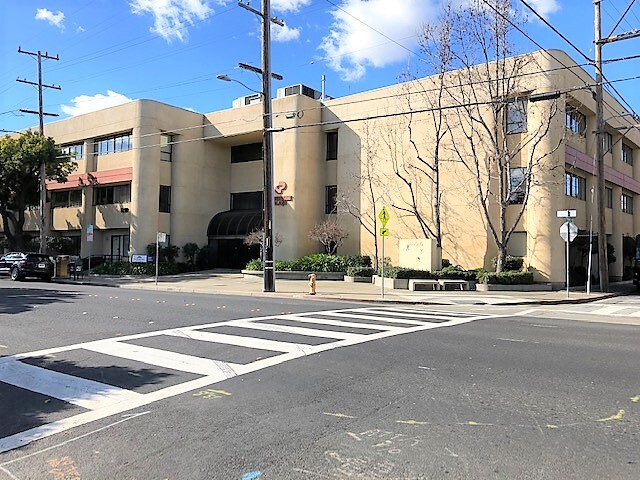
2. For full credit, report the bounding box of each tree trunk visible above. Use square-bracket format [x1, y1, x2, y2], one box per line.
[495, 246, 507, 273]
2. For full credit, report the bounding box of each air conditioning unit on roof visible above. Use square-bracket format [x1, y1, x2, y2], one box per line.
[232, 93, 263, 108]
[277, 84, 330, 100]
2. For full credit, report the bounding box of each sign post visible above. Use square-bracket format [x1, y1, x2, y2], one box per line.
[378, 207, 390, 299]
[86, 224, 93, 274]
[156, 232, 166, 285]
[557, 210, 578, 298]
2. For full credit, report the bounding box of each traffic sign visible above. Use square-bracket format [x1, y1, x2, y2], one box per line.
[379, 227, 390, 237]
[556, 209, 577, 218]
[86, 224, 93, 242]
[560, 222, 578, 242]
[379, 207, 390, 227]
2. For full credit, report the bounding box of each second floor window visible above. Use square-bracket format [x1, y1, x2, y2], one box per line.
[325, 185, 337, 213]
[622, 143, 633, 165]
[565, 106, 586, 136]
[506, 98, 527, 134]
[60, 143, 84, 161]
[160, 134, 173, 162]
[159, 185, 171, 213]
[622, 193, 634, 214]
[606, 187, 613, 208]
[508, 168, 526, 204]
[51, 189, 82, 208]
[231, 191, 263, 210]
[94, 184, 131, 205]
[565, 172, 586, 200]
[95, 132, 132, 156]
[326, 131, 338, 160]
[231, 143, 262, 163]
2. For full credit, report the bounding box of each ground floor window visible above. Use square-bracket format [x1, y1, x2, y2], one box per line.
[111, 234, 130, 261]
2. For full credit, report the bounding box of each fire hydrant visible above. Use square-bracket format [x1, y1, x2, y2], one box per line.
[308, 273, 317, 295]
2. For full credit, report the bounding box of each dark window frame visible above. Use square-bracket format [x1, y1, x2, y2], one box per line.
[231, 143, 263, 164]
[94, 184, 131, 206]
[160, 134, 174, 162]
[565, 172, 586, 200]
[94, 132, 132, 157]
[565, 106, 587, 137]
[326, 131, 338, 161]
[508, 167, 526, 204]
[622, 143, 633, 165]
[605, 187, 613, 209]
[622, 192, 634, 214]
[230, 191, 263, 210]
[159, 185, 172, 213]
[506, 98, 527, 134]
[51, 189, 83, 208]
[325, 185, 337, 214]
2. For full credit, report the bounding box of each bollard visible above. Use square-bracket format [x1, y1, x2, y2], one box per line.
[308, 273, 317, 295]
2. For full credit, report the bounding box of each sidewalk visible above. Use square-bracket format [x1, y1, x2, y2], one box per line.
[54, 270, 636, 306]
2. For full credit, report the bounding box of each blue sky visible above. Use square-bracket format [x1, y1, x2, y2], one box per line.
[2, 0, 640, 134]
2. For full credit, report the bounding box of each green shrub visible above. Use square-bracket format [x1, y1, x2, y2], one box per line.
[182, 242, 199, 264]
[438, 266, 478, 281]
[441, 258, 451, 268]
[245, 259, 262, 270]
[477, 270, 534, 284]
[492, 255, 524, 272]
[92, 261, 187, 276]
[346, 266, 376, 277]
[380, 267, 436, 279]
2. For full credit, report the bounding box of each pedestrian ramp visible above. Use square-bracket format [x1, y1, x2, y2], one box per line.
[0, 306, 499, 453]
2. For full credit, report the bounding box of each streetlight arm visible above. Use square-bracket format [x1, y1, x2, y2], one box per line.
[215, 74, 262, 95]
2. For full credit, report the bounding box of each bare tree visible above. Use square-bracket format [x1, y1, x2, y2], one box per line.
[244, 228, 283, 250]
[425, 0, 561, 271]
[309, 219, 349, 255]
[335, 120, 383, 267]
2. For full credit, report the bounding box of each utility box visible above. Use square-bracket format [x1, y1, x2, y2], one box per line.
[398, 239, 441, 272]
[56, 255, 70, 278]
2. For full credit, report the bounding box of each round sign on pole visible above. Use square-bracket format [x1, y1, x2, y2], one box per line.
[560, 221, 578, 242]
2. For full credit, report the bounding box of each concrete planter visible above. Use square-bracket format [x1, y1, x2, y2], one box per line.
[476, 283, 552, 291]
[372, 275, 409, 290]
[241, 270, 345, 280]
[344, 275, 373, 283]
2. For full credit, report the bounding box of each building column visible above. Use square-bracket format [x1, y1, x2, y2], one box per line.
[610, 185, 623, 281]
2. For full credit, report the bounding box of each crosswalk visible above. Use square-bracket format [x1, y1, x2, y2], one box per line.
[0, 306, 499, 453]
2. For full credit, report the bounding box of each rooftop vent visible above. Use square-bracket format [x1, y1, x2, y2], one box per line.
[232, 93, 262, 108]
[277, 84, 331, 101]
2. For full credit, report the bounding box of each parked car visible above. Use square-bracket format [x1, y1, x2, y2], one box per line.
[0, 252, 54, 282]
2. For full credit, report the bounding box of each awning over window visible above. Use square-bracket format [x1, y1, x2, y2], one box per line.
[207, 210, 263, 238]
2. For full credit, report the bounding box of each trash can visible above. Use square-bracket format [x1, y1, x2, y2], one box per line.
[56, 255, 70, 278]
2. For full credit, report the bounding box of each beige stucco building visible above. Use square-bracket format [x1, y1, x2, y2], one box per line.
[4, 49, 640, 286]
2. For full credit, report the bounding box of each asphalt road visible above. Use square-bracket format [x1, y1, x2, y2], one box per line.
[1, 281, 638, 480]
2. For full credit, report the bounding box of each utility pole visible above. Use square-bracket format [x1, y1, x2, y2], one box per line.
[593, 0, 640, 292]
[238, 1, 283, 292]
[17, 47, 60, 254]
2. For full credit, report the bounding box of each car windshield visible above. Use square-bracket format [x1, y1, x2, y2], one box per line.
[26, 254, 48, 262]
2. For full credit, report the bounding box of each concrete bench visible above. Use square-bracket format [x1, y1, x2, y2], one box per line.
[437, 279, 470, 291]
[408, 279, 439, 291]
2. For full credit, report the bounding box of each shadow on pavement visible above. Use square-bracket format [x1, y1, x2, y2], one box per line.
[0, 286, 79, 315]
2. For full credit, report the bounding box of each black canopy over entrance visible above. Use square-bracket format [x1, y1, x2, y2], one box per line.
[206, 210, 262, 269]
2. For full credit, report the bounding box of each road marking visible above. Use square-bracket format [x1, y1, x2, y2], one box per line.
[324, 412, 357, 419]
[277, 314, 402, 331]
[597, 409, 625, 422]
[0, 307, 502, 453]
[309, 311, 427, 326]
[0, 359, 143, 410]
[496, 337, 539, 344]
[396, 420, 429, 425]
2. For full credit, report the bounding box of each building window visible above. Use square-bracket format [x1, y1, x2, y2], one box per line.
[51, 189, 82, 208]
[231, 143, 262, 163]
[622, 143, 633, 165]
[565, 106, 586, 136]
[506, 98, 527, 134]
[159, 185, 171, 213]
[60, 143, 84, 161]
[326, 131, 338, 160]
[160, 134, 173, 162]
[325, 185, 337, 214]
[94, 184, 131, 205]
[509, 168, 526, 204]
[606, 187, 613, 208]
[95, 132, 132, 156]
[603, 132, 612, 153]
[231, 191, 263, 210]
[622, 193, 634, 214]
[565, 172, 586, 200]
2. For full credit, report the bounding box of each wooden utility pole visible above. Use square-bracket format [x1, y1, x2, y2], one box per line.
[17, 47, 60, 254]
[593, 0, 640, 292]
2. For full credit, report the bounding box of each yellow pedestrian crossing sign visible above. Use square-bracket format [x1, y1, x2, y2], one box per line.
[379, 207, 390, 227]
[379, 227, 390, 237]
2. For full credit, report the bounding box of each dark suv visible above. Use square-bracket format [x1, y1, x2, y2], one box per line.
[0, 252, 54, 282]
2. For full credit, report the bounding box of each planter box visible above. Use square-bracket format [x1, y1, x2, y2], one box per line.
[344, 275, 373, 283]
[242, 270, 345, 281]
[372, 275, 409, 290]
[476, 283, 552, 291]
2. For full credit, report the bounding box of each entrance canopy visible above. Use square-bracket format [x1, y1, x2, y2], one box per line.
[207, 210, 263, 239]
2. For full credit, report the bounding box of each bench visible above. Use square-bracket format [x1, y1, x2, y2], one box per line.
[437, 279, 470, 291]
[408, 279, 440, 291]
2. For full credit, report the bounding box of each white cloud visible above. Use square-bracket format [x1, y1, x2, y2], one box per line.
[35, 8, 65, 30]
[272, 23, 301, 42]
[527, 0, 560, 17]
[272, 0, 311, 12]
[61, 91, 133, 116]
[319, 0, 438, 81]
[129, 0, 218, 42]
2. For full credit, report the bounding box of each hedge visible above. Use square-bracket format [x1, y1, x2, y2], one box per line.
[92, 261, 192, 276]
[245, 254, 371, 273]
[346, 266, 376, 277]
[379, 266, 473, 280]
[477, 270, 534, 285]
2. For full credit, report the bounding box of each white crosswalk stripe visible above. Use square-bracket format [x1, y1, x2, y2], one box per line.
[0, 306, 500, 453]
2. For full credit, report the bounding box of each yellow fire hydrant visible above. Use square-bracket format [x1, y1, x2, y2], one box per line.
[308, 273, 317, 295]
